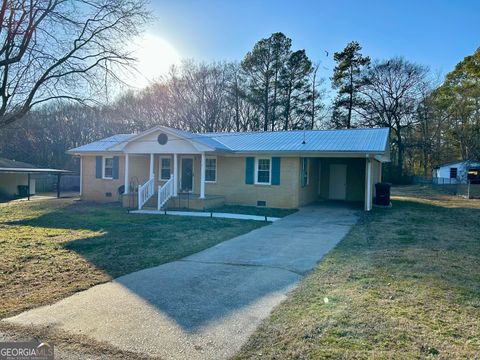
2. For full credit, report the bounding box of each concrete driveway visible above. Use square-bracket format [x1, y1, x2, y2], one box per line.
[3, 203, 359, 360]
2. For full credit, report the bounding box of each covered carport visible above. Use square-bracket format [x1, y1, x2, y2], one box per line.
[298, 154, 387, 211]
[0, 158, 70, 200]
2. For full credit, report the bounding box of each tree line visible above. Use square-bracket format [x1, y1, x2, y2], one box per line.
[0, 26, 478, 182]
[329, 42, 479, 180]
[0, 32, 327, 170]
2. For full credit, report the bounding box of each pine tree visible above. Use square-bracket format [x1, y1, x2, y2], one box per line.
[241, 33, 292, 131]
[331, 41, 370, 129]
[280, 50, 313, 130]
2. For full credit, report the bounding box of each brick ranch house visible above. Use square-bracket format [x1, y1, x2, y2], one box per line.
[68, 126, 390, 211]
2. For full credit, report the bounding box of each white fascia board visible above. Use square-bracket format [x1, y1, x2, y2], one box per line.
[111, 126, 216, 153]
[67, 151, 124, 156]
[375, 153, 390, 163]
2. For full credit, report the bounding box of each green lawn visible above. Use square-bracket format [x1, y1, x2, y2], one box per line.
[0, 199, 264, 319]
[236, 186, 480, 359]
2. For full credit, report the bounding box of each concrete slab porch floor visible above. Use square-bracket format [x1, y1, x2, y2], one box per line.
[3, 204, 360, 360]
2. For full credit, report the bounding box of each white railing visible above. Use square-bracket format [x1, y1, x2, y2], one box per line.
[157, 176, 174, 210]
[138, 177, 155, 210]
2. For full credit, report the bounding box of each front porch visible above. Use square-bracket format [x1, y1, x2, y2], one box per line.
[121, 152, 219, 211]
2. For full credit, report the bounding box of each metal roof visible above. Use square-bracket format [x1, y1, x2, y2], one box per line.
[0, 168, 70, 174]
[68, 134, 135, 153]
[0, 157, 37, 169]
[0, 157, 70, 173]
[166, 128, 231, 151]
[434, 160, 480, 169]
[202, 128, 390, 153]
[68, 127, 390, 154]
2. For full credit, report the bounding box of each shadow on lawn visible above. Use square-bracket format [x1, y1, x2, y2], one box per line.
[6, 202, 301, 332]
[9, 198, 478, 333]
[348, 197, 480, 299]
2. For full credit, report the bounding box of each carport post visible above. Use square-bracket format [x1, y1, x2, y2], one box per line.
[200, 152, 206, 199]
[124, 153, 129, 194]
[27, 173, 30, 201]
[57, 173, 61, 198]
[365, 157, 373, 211]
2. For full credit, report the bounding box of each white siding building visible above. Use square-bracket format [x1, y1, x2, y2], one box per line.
[433, 160, 480, 184]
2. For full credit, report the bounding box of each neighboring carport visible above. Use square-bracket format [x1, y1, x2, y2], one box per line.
[0, 158, 70, 200]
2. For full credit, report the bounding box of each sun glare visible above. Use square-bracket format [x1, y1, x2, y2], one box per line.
[128, 33, 180, 88]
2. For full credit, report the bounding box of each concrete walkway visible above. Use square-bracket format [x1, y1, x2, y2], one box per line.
[130, 209, 281, 222]
[3, 204, 359, 360]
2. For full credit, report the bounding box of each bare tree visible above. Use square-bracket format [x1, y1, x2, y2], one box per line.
[165, 61, 234, 132]
[358, 57, 430, 178]
[0, 0, 149, 127]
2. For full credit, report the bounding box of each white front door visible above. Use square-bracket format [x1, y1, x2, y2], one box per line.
[329, 164, 347, 200]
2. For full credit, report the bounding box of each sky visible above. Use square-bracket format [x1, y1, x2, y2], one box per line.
[132, 0, 480, 87]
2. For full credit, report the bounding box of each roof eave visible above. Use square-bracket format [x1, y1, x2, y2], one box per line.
[221, 150, 387, 157]
[0, 168, 71, 173]
[67, 150, 124, 156]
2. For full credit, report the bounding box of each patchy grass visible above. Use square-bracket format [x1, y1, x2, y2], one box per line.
[235, 186, 480, 359]
[0, 199, 264, 319]
[211, 204, 297, 218]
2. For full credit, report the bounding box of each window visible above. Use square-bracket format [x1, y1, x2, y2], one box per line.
[301, 158, 309, 187]
[256, 158, 271, 184]
[205, 157, 217, 182]
[450, 167, 458, 179]
[160, 157, 171, 180]
[103, 157, 113, 179]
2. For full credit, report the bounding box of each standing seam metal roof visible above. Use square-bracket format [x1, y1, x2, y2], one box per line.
[68, 127, 389, 153]
[201, 128, 389, 152]
[68, 134, 135, 152]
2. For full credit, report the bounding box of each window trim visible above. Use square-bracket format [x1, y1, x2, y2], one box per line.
[159, 156, 172, 181]
[102, 156, 114, 179]
[205, 156, 217, 183]
[255, 157, 272, 185]
[449, 167, 458, 179]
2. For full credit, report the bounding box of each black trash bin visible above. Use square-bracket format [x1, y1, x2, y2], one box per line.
[374, 182, 391, 206]
[17, 185, 29, 198]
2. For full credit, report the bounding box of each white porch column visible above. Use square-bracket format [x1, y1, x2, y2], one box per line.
[173, 153, 178, 196]
[200, 152, 206, 199]
[79, 156, 83, 196]
[149, 153, 154, 179]
[124, 153, 129, 194]
[365, 157, 373, 211]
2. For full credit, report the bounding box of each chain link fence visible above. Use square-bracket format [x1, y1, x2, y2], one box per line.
[456, 182, 480, 199]
[404, 176, 480, 199]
